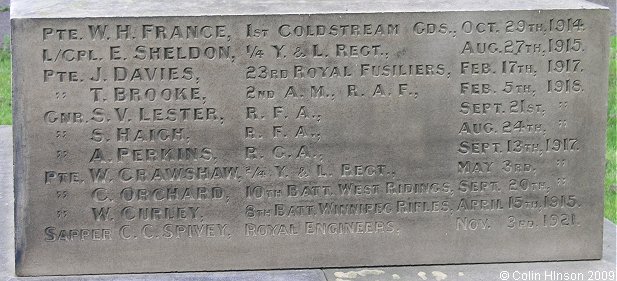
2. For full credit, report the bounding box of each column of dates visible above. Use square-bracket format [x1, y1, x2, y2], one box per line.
[453, 16, 587, 232]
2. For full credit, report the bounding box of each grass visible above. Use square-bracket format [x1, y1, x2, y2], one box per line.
[0, 49, 9, 125]
[0, 39, 614, 222]
[605, 36, 616, 223]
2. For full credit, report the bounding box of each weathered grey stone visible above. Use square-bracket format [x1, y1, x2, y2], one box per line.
[2, 124, 328, 280]
[323, 218, 617, 280]
[0, 126, 15, 279]
[586, 0, 616, 33]
[8, 0, 611, 18]
[2, 124, 616, 280]
[3, 125, 617, 281]
[12, 0, 610, 277]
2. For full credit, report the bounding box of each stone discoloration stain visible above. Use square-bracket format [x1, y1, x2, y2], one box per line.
[432, 271, 448, 281]
[334, 269, 386, 279]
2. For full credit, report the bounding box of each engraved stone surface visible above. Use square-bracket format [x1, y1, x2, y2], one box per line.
[12, 0, 610, 277]
[1, 125, 615, 281]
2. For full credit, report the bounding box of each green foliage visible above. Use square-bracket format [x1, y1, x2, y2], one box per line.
[2, 35, 10, 51]
[605, 36, 617, 223]
[0, 50, 9, 125]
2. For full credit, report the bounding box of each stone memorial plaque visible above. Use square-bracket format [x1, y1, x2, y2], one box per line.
[12, 0, 610, 276]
